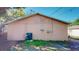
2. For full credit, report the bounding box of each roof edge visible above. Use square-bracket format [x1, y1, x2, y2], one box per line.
[5, 13, 70, 25]
[36, 13, 70, 24]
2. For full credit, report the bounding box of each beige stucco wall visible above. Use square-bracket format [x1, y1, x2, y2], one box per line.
[7, 15, 68, 41]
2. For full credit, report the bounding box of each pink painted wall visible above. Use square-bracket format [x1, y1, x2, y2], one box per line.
[53, 20, 68, 40]
[7, 15, 68, 41]
[7, 21, 25, 41]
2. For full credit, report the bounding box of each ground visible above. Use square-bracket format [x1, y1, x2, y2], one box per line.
[0, 33, 17, 51]
[10, 40, 70, 51]
[0, 33, 79, 51]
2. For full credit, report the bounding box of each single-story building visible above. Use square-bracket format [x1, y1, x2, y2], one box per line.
[68, 25, 79, 39]
[6, 13, 69, 41]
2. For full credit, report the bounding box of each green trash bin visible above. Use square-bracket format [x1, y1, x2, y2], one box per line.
[25, 33, 32, 40]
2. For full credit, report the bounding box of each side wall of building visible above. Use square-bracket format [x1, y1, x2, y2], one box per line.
[53, 20, 68, 40]
[7, 15, 68, 41]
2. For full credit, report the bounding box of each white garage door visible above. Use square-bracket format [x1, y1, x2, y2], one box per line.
[71, 29, 79, 36]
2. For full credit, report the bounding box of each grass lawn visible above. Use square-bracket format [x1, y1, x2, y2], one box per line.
[24, 40, 69, 48]
[24, 40, 48, 47]
[10, 40, 70, 51]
